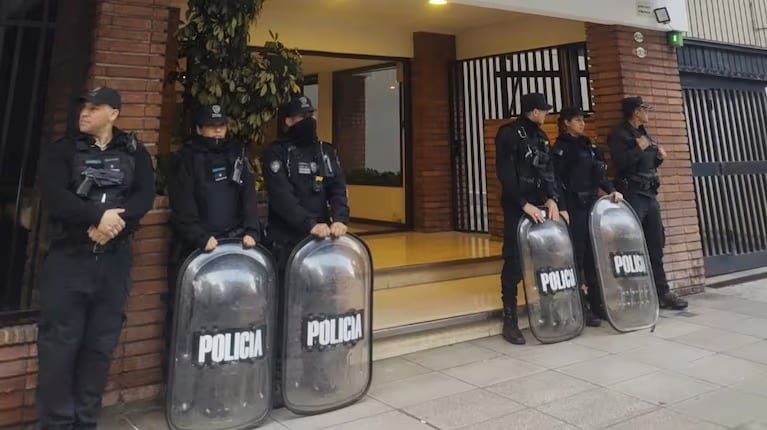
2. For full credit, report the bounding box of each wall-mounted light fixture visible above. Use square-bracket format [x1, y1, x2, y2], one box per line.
[653, 7, 671, 24]
[429, 0, 447, 4]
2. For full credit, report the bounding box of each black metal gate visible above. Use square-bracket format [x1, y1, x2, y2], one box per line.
[0, 0, 96, 317]
[450, 43, 592, 233]
[679, 41, 767, 276]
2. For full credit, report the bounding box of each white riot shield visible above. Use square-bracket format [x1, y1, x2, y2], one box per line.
[166, 240, 277, 430]
[590, 196, 659, 332]
[281, 233, 373, 415]
[518, 210, 585, 344]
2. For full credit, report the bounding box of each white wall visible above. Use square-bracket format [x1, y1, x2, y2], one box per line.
[453, 0, 690, 32]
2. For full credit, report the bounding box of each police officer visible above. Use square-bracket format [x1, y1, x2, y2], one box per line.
[495, 93, 564, 345]
[261, 95, 350, 403]
[36, 87, 155, 429]
[607, 96, 688, 310]
[552, 106, 623, 327]
[165, 104, 262, 362]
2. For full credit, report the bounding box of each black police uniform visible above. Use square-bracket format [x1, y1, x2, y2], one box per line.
[552, 111, 614, 324]
[607, 97, 687, 310]
[36, 118, 155, 428]
[495, 94, 564, 344]
[261, 95, 350, 404]
[164, 106, 262, 370]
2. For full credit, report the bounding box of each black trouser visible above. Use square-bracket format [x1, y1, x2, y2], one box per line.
[501, 207, 523, 309]
[270, 241, 294, 406]
[568, 204, 603, 311]
[624, 192, 670, 296]
[36, 242, 132, 430]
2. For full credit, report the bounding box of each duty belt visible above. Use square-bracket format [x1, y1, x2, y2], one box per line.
[623, 174, 659, 192]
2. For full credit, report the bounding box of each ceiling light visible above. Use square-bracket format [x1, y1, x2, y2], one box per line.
[429, 0, 447, 5]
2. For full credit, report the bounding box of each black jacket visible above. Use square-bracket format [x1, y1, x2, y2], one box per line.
[167, 135, 261, 250]
[552, 133, 615, 210]
[494, 116, 564, 212]
[261, 137, 349, 245]
[38, 128, 155, 244]
[607, 122, 663, 196]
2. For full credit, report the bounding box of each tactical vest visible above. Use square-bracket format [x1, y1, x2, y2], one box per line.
[188, 143, 245, 234]
[71, 134, 136, 209]
[508, 122, 554, 199]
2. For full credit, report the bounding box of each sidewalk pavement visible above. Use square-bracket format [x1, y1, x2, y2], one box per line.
[101, 280, 767, 430]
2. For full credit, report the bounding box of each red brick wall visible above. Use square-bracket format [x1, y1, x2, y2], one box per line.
[586, 24, 704, 295]
[411, 32, 456, 232]
[334, 74, 367, 170]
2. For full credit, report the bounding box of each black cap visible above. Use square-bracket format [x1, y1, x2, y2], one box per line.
[195, 104, 228, 126]
[559, 106, 592, 121]
[520, 93, 553, 113]
[622, 96, 652, 117]
[79, 87, 121, 109]
[284, 95, 316, 117]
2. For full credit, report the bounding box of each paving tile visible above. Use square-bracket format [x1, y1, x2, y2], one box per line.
[403, 389, 524, 430]
[604, 408, 726, 430]
[726, 341, 767, 365]
[367, 371, 473, 408]
[573, 330, 667, 353]
[666, 308, 752, 329]
[470, 334, 542, 357]
[731, 373, 767, 397]
[325, 410, 433, 430]
[403, 343, 498, 370]
[615, 339, 714, 370]
[675, 354, 767, 386]
[442, 355, 546, 386]
[611, 370, 720, 405]
[713, 317, 767, 339]
[639, 318, 708, 339]
[486, 370, 597, 407]
[515, 342, 608, 369]
[558, 355, 660, 386]
[673, 388, 767, 428]
[271, 396, 391, 430]
[460, 408, 579, 430]
[537, 387, 657, 430]
[672, 328, 762, 352]
[371, 357, 431, 387]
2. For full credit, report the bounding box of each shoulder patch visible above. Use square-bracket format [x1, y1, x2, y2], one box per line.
[270, 160, 281, 173]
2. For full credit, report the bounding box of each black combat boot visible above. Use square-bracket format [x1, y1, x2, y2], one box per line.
[581, 289, 602, 327]
[659, 291, 688, 310]
[502, 301, 526, 345]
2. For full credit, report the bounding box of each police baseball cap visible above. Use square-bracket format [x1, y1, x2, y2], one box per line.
[520, 93, 553, 113]
[79, 87, 121, 110]
[622, 96, 653, 117]
[284, 95, 316, 117]
[195, 104, 228, 126]
[559, 106, 592, 121]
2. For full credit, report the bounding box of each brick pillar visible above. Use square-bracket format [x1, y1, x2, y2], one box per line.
[411, 32, 456, 231]
[586, 24, 704, 295]
[88, 0, 172, 406]
[334, 74, 366, 170]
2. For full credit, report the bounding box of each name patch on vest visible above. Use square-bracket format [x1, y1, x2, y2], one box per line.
[610, 252, 648, 278]
[536, 267, 577, 296]
[302, 310, 365, 352]
[211, 166, 228, 182]
[193, 326, 265, 367]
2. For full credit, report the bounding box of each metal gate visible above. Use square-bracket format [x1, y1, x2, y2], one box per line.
[0, 0, 95, 316]
[679, 42, 767, 276]
[450, 43, 592, 233]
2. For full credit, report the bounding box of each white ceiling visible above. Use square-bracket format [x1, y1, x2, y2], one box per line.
[258, 0, 526, 34]
[300, 56, 388, 75]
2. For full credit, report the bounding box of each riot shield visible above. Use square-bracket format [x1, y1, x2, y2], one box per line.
[590, 196, 659, 332]
[166, 240, 277, 430]
[517, 210, 585, 344]
[282, 233, 373, 415]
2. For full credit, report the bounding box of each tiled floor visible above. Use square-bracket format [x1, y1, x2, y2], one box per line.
[101, 280, 767, 430]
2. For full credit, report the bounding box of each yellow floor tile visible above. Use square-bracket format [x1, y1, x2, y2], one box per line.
[365, 232, 502, 270]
